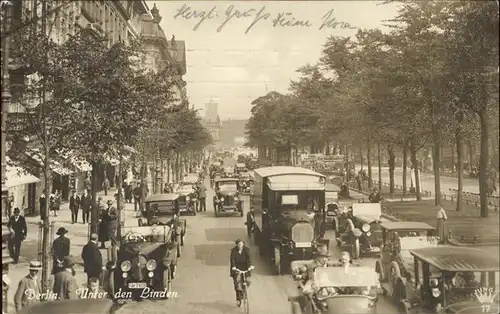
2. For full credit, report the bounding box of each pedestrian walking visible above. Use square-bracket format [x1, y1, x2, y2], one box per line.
[53, 256, 78, 300]
[125, 183, 133, 203]
[198, 181, 207, 212]
[98, 202, 110, 249]
[102, 177, 110, 196]
[69, 190, 81, 224]
[52, 227, 70, 275]
[53, 190, 61, 217]
[114, 188, 123, 203]
[7, 208, 27, 263]
[49, 191, 56, 217]
[245, 207, 255, 238]
[436, 206, 448, 244]
[80, 190, 92, 224]
[133, 184, 141, 211]
[14, 261, 42, 312]
[81, 233, 103, 286]
[107, 206, 119, 247]
[84, 176, 91, 194]
[39, 190, 47, 220]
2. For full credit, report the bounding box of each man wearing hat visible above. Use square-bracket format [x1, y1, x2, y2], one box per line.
[70, 190, 81, 224]
[81, 233, 103, 285]
[7, 207, 27, 263]
[14, 261, 42, 312]
[52, 227, 70, 274]
[53, 256, 78, 300]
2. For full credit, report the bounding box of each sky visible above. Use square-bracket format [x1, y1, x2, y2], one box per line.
[148, 1, 400, 119]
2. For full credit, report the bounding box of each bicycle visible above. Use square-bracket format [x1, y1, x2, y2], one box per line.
[235, 267, 254, 314]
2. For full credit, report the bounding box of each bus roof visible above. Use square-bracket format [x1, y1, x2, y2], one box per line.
[253, 166, 325, 178]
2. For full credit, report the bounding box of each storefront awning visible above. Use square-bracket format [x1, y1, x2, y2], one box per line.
[25, 149, 75, 176]
[5, 164, 40, 188]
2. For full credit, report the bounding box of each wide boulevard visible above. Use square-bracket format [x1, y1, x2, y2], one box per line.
[117, 159, 400, 314]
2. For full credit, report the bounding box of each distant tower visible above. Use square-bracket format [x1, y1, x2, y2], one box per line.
[205, 99, 218, 123]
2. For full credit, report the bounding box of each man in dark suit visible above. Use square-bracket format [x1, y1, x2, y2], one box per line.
[52, 227, 70, 274]
[80, 190, 92, 224]
[53, 256, 78, 300]
[81, 233, 103, 285]
[7, 208, 28, 263]
[69, 190, 80, 224]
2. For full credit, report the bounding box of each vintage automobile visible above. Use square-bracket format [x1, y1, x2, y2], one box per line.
[238, 171, 253, 193]
[18, 299, 119, 314]
[335, 203, 391, 259]
[252, 166, 329, 275]
[222, 166, 236, 178]
[210, 161, 223, 175]
[374, 222, 437, 299]
[174, 184, 197, 216]
[288, 263, 380, 314]
[234, 162, 248, 175]
[213, 177, 243, 217]
[104, 225, 180, 301]
[139, 194, 187, 247]
[247, 157, 259, 170]
[182, 173, 200, 185]
[397, 246, 500, 314]
[325, 184, 342, 229]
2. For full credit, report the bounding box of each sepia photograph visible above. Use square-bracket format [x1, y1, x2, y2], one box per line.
[1, 1, 499, 314]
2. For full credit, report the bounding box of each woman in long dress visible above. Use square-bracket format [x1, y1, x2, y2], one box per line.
[436, 207, 448, 244]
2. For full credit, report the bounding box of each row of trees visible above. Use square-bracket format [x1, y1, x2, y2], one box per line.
[6, 17, 210, 288]
[245, 1, 499, 216]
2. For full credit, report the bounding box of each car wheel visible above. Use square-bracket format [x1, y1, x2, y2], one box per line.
[274, 246, 281, 275]
[162, 268, 171, 299]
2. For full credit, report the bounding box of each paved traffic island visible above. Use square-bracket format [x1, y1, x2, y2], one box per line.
[381, 199, 500, 246]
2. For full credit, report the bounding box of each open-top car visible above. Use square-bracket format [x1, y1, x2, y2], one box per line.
[374, 222, 438, 300]
[325, 185, 341, 229]
[336, 203, 392, 259]
[104, 225, 180, 301]
[399, 246, 500, 314]
[289, 264, 380, 314]
[213, 177, 243, 217]
[234, 162, 248, 175]
[222, 166, 236, 178]
[174, 184, 197, 216]
[182, 173, 200, 185]
[139, 194, 186, 246]
[238, 171, 253, 193]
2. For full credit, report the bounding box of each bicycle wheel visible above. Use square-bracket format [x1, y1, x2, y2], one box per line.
[243, 291, 249, 314]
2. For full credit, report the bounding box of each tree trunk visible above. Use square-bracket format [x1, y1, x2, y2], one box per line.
[367, 140, 372, 189]
[440, 146, 445, 173]
[451, 144, 455, 172]
[160, 157, 164, 192]
[377, 142, 382, 192]
[90, 161, 99, 234]
[41, 162, 51, 291]
[468, 140, 474, 169]
[456, 127, 464, 211]
[359, 144, 364, 170]
[139, 151, 146, 212]
[345, 144, 350, 181]
[410, 141, 422, 201]
[388, 144, 395, 194]
[432, 124, 442, 206]
[117, 156, 123, 240]
[402, 142, 408, 194]
[478, 108, 489, 217]
[166, 153, 171, 183]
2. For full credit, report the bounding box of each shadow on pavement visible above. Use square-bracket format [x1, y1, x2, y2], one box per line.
[194, 243, 234, 266]
[205, 228, 247, 242]
[187, 301, 237, 313]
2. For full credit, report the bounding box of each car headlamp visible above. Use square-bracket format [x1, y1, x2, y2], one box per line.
[120, 260, 132, 272]
[186, 195, 190, 201]
[432, 288, 441, 297]
[221, 197, 225, 202]
[148, 271, 154, 278]
[362, 223, 370, 232]
[146, 259, 157, 271]
[366, 231, 372, 237]
[234, 197, 239, 201]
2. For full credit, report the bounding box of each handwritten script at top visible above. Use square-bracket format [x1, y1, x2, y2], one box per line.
[173, 4, 356, 34]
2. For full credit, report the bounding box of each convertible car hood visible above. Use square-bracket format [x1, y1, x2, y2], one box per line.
[219, 190, 238, 196]
[324, 296, 376, 314]
[151, 216, 173, 225]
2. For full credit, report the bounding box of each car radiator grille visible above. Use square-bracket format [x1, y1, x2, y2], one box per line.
[291, 223, 314, 244]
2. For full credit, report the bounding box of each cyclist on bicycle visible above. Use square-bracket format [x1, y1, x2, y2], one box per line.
[230, 239, 254, 307]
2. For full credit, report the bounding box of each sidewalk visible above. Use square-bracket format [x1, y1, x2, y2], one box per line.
[6, 187, 139, 313]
